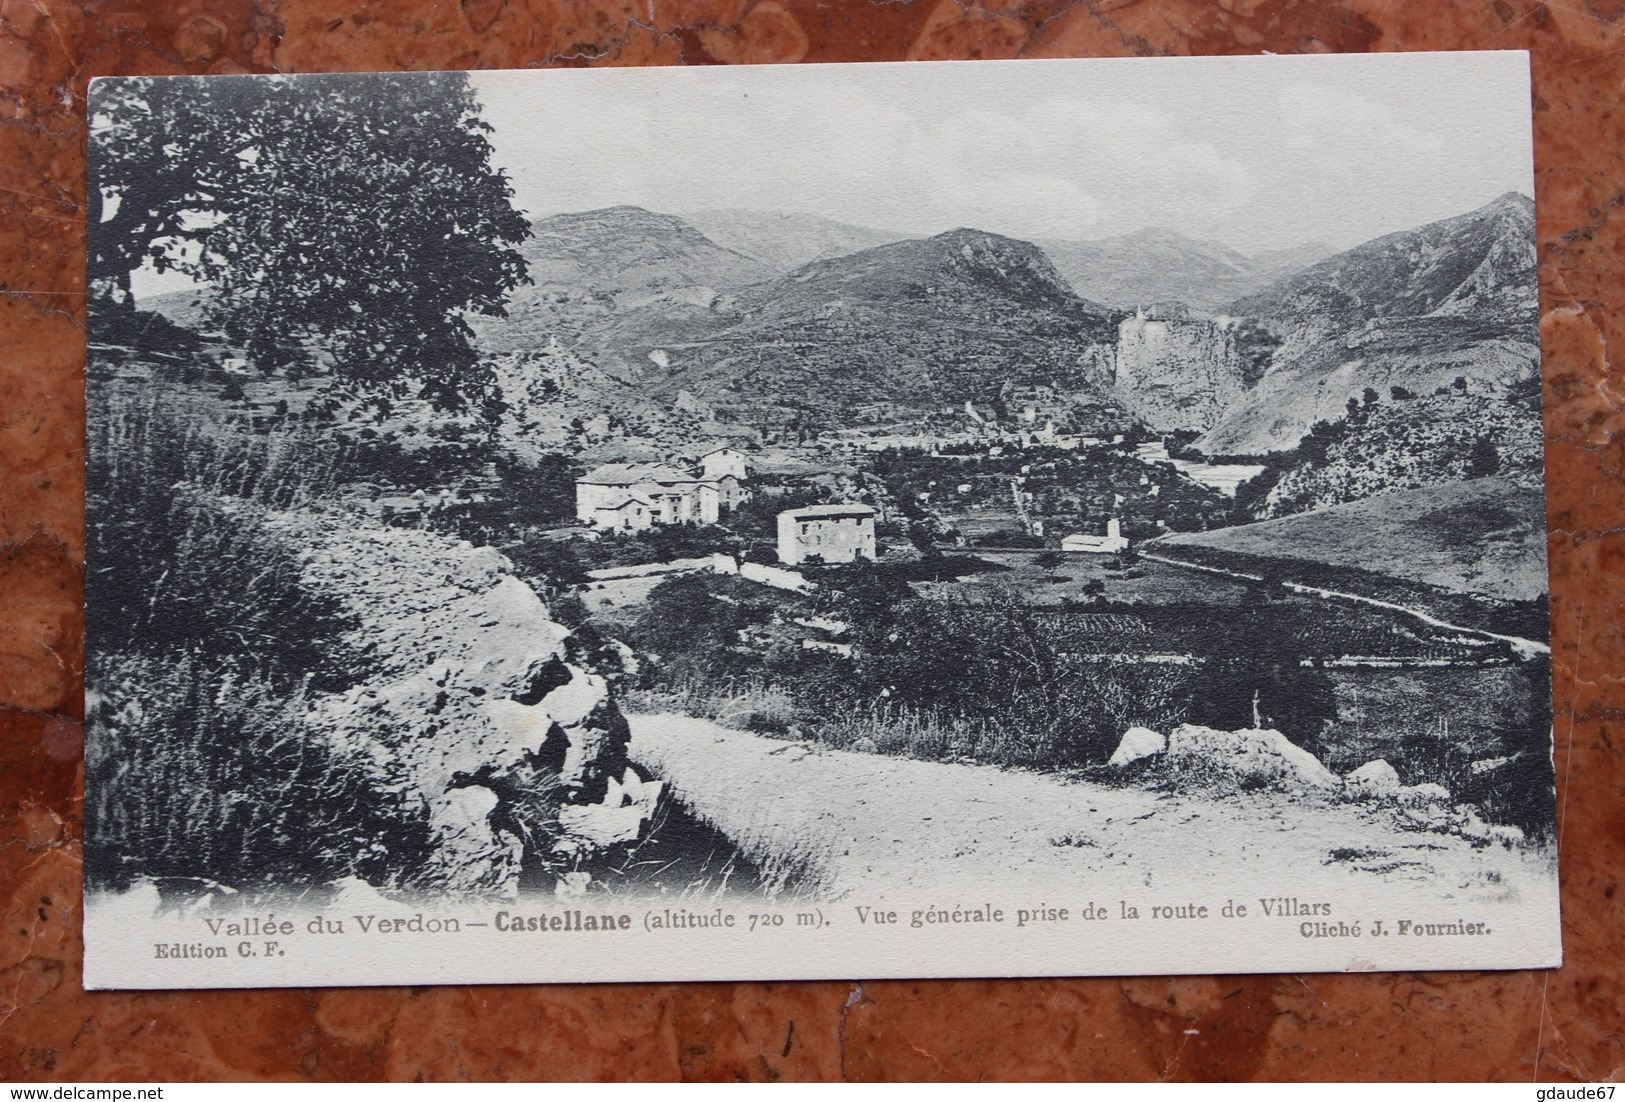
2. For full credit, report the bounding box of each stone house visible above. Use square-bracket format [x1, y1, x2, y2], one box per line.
[576, 453, 748, 530]
[586, 493, 656, 532]
[698, 446, 748, 481]
[777, 503, 877, 565]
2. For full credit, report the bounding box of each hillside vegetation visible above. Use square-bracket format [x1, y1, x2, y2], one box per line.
[1263, 383, 1543, 518]
[1157, 476, 1549, 607]
[1197, 193, 1540, 456]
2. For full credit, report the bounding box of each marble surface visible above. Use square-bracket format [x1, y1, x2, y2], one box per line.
[2, 0, 1622, 1082]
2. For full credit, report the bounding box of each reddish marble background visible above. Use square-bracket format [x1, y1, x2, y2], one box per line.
[1, 0, 1621, 1082]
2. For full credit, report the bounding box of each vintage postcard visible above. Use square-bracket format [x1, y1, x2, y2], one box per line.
[83, 52, 1558, 989]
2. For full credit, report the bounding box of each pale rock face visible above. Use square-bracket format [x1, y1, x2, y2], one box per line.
[557, 768, 665, 849]
[482, 698, 562, 766]
[284, 517, 648, 895]
[428, 787, 522, 895]
[551, 691, 633, 803]
[1165, 724, 1340, 793]
[1344, 759, 1402, 798]
[1108, 726, 1166, 767]
[538, 671, 610, 729]
[1113, 312, 1247, 433]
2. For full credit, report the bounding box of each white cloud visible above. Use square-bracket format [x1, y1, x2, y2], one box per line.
[474, 53, 1532, 255]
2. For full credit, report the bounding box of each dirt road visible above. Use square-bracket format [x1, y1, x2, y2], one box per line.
[627, 712, 1552, 907]
[1139, 549, 1550, 658]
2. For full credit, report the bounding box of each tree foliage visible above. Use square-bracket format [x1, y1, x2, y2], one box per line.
[89, 72, 531, 417]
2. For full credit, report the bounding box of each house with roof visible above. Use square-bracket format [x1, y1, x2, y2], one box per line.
[1061, 517, 1129, 555]
[576, 451, 750, 531]
[698, 446, 748, 481]
[584, 491, 656, 532]
[776, 503, 877, 565]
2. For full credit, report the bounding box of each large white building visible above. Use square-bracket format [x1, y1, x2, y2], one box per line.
[698, 446, 748, 481]
[777, 503, 877, 565]
[1061, 517, 1129, 555]
[575, 451, 748, 532]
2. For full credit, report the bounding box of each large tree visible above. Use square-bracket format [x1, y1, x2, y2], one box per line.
[89, 72, 531, 417]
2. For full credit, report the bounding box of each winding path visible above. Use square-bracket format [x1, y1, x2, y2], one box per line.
[1138, 549, 1550, 660]
[626, 713, 1548, 904]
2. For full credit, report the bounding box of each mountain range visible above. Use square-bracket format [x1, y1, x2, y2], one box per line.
[1195, 191, 1540, 456]
[466, 206, 773, 356]
[678, 210, 907, 274]
[1037, 230, 1332, 313]
[582, 227, 1122, 429]
[140, 192, 1541, 487]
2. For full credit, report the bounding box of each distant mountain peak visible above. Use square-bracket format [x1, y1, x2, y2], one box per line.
[932, 226, 1023, 245]
[920, 226, 1059, 263]
[1233, 190, 1539, 324]
[878, 227, 1102, 311]
[677, 209, 909, 274]
[1038, 227, 1292, 312]
[535, 205, 710, 239]
[561, 204, 658, 219]
[1119, 226, 1203, 247]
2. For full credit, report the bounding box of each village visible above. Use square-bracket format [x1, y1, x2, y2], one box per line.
[560, 429, 1151, 607]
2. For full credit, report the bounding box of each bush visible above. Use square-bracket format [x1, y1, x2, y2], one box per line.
[971, 528, 1042, 548]
[85, 652, 432, 891]
[89, 390, 361, 689]
[85, 384, 426, 893]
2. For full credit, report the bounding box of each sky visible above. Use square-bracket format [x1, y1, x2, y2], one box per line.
[473, 51, 1535, 257]
[128, 52, 1535, 300]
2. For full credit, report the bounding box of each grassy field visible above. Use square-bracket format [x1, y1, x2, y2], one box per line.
[1322, 665, 1546, 771]
[1155, 477, 1548, 604]
[943, 552, 1257, 607]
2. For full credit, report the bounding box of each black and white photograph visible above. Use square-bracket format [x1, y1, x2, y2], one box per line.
[83, 53, 1559, 988]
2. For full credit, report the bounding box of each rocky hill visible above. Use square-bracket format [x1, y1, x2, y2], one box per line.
[1263, 384, 1545, 518]
[290, 516, 660, 895]
[1232, 192, 1538, 325]
[680, 209, 909, 273]
[469, 205, 773, 356]
[584, 227, 1124, 431]
[1197, 193, 1540, 456]
[1113, 307, 1247, 432]
[1037, 229, 1330, 313]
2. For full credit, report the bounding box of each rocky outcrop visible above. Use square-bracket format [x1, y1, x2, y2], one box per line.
[1200, 193, 1540, 456]
[1344, 759, 1402, 799]
[1108, 726, 1166, 767]
[1114, 309, 1247, 433]
[1195, 327, 1539, 457]
[291, 519, 659, 895]
[1163, 724, 1341, 794]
